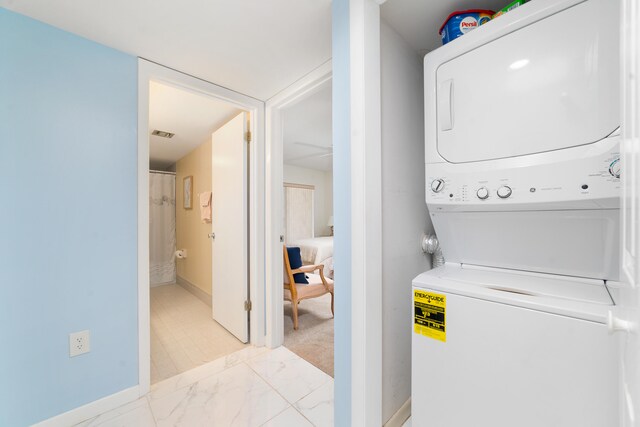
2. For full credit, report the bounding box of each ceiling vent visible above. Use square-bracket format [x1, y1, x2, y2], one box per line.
[152, 130, 175, 138]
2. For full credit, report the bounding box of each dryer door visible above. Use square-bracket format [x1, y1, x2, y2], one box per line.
[436, 0, 619, 163]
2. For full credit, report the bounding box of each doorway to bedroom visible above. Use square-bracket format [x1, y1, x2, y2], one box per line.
[281, 80, 335, 377]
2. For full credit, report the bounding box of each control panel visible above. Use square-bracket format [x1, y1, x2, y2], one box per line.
[426, 137, 620, 211]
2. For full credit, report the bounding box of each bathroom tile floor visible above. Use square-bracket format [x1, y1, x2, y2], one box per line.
[76, 346, 334, 427]
[150, 284, 247, 383]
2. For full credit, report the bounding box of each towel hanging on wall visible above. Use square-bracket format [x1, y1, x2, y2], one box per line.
[200, 191, 212, 223]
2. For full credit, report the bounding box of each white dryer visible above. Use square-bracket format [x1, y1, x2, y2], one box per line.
[413, 0, 622, 425]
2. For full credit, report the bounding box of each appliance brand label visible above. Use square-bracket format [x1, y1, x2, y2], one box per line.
[414, 290, 446, 342]
[459, 16, 478, 34]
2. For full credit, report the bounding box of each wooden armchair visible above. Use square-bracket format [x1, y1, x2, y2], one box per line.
[283, 245, 334, 330]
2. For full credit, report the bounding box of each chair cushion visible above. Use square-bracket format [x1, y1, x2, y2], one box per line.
[286, 246, 308, 284]
[284, 279, 333, 301]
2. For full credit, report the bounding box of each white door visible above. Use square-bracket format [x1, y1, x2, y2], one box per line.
[211, 112, 249, 343]
[617, 2, 640, 425]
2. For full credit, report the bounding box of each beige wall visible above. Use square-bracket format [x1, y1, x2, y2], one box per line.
[176, 140, 212, 296]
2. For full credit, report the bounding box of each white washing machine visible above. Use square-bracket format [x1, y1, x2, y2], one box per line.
[413, 0, 623, 425]
[412, 265, 619, 426]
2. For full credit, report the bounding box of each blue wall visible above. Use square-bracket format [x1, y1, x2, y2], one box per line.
[332, 1, 351, 425]
[0, 9, 138, 426]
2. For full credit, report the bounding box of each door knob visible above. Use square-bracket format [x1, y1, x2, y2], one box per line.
[607, 310, 634, 335]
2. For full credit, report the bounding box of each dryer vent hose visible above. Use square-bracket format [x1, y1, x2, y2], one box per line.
[421, 234, 445, 268]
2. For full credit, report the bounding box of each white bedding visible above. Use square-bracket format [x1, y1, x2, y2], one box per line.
[290, 236, 334, 265]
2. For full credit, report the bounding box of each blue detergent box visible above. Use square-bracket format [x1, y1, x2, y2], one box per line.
[439, 9, 495, 45]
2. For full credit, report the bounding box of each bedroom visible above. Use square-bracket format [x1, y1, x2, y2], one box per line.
[281, 81, 335, 377]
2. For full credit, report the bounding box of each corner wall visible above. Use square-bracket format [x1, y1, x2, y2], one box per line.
[176, 140, 213, 296]
[0, 8, 138, 426]
[380, 19, 433, 423]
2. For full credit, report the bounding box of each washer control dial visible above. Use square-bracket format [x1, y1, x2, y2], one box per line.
[431, 179, 445, 193]
[609, 158, 621, 179]
[497, 186, 512, 199]
[476, 187, 489, 200]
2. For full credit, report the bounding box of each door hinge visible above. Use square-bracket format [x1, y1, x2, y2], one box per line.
[244, 300, 252, 311]
[246, 131, 252, 143]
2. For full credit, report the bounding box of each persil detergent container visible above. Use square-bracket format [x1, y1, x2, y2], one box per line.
[439, 9, 494, 45]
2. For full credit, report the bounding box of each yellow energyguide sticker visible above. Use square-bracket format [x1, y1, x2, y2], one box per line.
[414, 290, 446, 342]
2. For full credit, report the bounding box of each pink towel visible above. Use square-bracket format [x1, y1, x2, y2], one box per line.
[199, 192, 212, 223]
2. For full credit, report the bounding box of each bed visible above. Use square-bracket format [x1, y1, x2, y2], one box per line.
[290, 236, 334, 265]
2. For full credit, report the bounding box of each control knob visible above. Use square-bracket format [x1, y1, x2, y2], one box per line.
[609, 158, 621, 179]
[431, 179, 445, 193]
[476, 187, 489, 200]
[497, 186, 512, 199]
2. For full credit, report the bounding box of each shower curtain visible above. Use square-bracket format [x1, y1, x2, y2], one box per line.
[149, 172, 176, 286]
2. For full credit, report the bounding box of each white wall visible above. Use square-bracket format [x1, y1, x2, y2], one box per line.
[380, 19, 433, 423]
[283, 164, 333, 237]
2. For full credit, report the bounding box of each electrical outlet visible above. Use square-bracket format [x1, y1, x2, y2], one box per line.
[69, 330, 91, 357]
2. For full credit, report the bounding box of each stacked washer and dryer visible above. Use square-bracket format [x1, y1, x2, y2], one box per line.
[412, 0, 622, 425]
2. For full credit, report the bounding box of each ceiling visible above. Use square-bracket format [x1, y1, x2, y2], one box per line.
[283, 83, 332, 172]
[2, 0, 510, 173]
[0, 0, 332, 100]
[149, 81, 241, 170]
[381, 0, 510, 54]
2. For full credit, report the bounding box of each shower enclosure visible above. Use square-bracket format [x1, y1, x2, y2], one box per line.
[149, 171, 176, 286]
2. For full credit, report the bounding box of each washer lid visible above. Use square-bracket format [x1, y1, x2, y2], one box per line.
[413, 264, 614, 323]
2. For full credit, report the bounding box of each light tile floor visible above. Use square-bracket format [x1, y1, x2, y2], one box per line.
[76, 346, 334, 427]
[150, 284, 247, 383]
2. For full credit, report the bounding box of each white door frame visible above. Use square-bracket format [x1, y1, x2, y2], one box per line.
[347, 1, 383, 425]
[137, 59, 266, 396]
[264, 60, 332, 348]
[619, 1, 640, 425]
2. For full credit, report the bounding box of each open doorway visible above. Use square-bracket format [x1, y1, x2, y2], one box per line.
[280, 80, 334, 377]
[147, 80, 250, 384]
[138, 60, 265, 395]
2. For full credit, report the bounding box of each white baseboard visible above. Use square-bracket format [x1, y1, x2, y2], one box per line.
[177, 275, 212, 307]
[32, 385, 140, 427]
[384, 397, 411, 427]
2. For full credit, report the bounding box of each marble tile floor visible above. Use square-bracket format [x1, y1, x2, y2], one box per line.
[76, 345, 334, 427]
[150, 283, 248, 383]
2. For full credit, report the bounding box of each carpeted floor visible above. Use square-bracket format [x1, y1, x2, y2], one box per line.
[283, 293, 334, 377]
